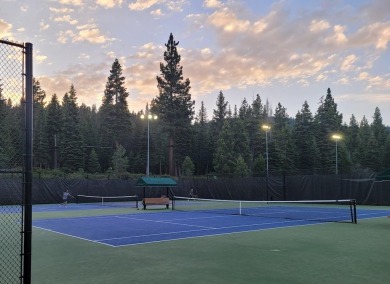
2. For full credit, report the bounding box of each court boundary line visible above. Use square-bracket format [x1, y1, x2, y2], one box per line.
[32, 210, 390, 248]
[113, 221, 330, 247]
[96, 217, 308, 242]
[113, 213, 390, 247]
[33, 225, 117, 247]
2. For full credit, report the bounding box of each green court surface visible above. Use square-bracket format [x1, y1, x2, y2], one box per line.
[31, 207, 390, 284]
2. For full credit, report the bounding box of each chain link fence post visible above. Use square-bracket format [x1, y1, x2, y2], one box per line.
[0, 39, 33, 284]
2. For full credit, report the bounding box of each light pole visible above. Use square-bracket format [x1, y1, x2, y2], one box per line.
[262, 124, 271, 200]
[331, 134, 342, 174]
[141, 109, 157, 176]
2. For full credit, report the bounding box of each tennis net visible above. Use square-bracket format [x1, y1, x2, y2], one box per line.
[172, 196, 357, 223]
[76, 195, 138, 209]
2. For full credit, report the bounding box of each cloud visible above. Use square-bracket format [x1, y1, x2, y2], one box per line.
[203, 0, 223, 9]
[57, 30, 75, 43]
[165, 0, 187, 12]
[209, 8, 250, 32]
[309, 20, 330, 32]
[324, 25, 348, 45]
[96, 0, 123, 8]
[49, 7, 75, 13]
[56, 23, 114, 44]
[0, 19, 13, 38]
[20, 5, 28, 12]
[53, 15, 78, 25]
[59, 0, 84, 6]
[151, 9, 163, 16]
[357, 72, 390, 90]
[75, 28, 109, 44]
[35, 54, 48, 64]
[350, 22, 390, 50]
[40, 20, 50, 31]
[38, 62, 110, 107]
[128, 0, 161, 11]
[340, 54, 357, 71]
[78, 53, 90, 59]
[128, 0, 186, 12]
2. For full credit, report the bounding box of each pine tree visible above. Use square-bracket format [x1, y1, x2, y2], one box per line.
[0, 97, 24, 169]
[87, 149, 101, 173]
[46, 94, 62, 169]
[345, 114, 359, 167]
[112, 143, 129, 178]
[371, 107, 387, 147]
[248, 94, 266, 169]
[272, 103, 295, 171]
[33, 79, 49, 168]
[193, 101, 211, 174]
[383, 135, 390, 169]
[292, 101, 319, 171]
[182, 156, 195, 176]
[213, 120, 236, 174]
[99, 59, 132, 171]
[252, 155, 265, 176]
[151, 33, 194, 176]
[212, 91, 228, 131]
[60, 85, 85, 172]
[314, 88, 343, 173]
[357, 116, 379, 171]
[234, 155, 249, 176]
[231, 117, 252, 168]
[371, 107, 388, 170]
[0, 88, 12, 168]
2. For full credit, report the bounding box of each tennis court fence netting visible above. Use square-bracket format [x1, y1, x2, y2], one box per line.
[172, 196, 357, 224]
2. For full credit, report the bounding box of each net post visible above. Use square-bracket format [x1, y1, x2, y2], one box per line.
[353, 199, 357, 224]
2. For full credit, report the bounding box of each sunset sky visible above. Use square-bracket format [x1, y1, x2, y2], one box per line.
[1, 0, 389, 124]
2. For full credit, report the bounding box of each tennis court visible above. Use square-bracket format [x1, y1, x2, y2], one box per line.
[32, 200, 390, 247]
[28, 200, 390, 284]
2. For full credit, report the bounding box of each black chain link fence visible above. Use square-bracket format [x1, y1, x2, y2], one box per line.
[0, 39, 30, 284]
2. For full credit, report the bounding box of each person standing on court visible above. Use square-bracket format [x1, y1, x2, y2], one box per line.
[61, 190, 74, 206]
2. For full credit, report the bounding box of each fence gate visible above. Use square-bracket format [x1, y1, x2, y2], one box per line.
[0, 39, 33, 284]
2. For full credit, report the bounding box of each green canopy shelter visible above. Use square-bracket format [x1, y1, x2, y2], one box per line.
[135, 177, 177, 209]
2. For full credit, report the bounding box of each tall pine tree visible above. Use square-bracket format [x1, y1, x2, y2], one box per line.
[151, 33, 194, 176]
[98, 59, 132, 171]
[33, 79, 49, 168]
[46, 94, 62, 169]
[60, 85, 84, 172]
[314, 88, 343, 173]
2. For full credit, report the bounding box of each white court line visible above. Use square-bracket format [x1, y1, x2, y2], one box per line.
[96, 218, 307, 242]
[113, 221, 328, 247]
[33, 225, 116, 247]
[114, 215, 218, 229]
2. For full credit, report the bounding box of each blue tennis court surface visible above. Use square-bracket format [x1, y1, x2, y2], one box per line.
[32, 207, 390, 247]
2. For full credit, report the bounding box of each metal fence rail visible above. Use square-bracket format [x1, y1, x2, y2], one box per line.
[0, 39, 33, 284]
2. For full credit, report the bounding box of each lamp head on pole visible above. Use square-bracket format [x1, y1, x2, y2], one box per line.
[262, 124, 271, 131]
[140, 114, 158, 120]
[331, 134, 342, 141]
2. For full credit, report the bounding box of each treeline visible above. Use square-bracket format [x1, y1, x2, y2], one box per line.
[1, 34, 389, 177]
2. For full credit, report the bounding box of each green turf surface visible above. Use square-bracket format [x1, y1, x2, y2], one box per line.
[31, 208, 390, 284]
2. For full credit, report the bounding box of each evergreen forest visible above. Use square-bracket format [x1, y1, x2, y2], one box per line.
[1, 33, 389, 178]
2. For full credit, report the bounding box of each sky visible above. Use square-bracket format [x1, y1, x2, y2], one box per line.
[1, 0, 390, 125]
